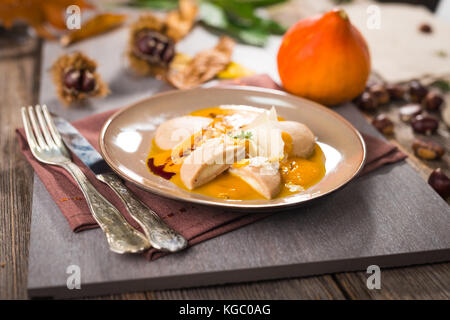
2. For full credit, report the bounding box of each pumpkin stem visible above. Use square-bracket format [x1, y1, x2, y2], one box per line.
[337, 9, 349, 21]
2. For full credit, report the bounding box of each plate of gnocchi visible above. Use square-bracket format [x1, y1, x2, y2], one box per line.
[100, 86, 365, 211]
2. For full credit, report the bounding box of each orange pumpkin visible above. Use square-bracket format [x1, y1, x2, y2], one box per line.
[277, 9, 371, 106]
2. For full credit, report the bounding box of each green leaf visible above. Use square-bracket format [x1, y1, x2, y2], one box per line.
[214, 0, 257, 28]
[199, 2, 229, 29]
[199, 1, 268, 46]
[232, 26, 269, 46]
[231, 0, 289, 7]
[128, 0, 179, 10]
[430, 79, 450, 92]
[259, 19, 286, 34]
[213, 0, 286, 35]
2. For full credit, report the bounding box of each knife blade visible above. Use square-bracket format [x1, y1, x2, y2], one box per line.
[53, 116, 111, 174]
[53, 115, 188, 253]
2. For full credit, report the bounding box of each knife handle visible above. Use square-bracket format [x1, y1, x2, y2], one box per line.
[97, 173, 188, 252]
[62, 163, 150, 254]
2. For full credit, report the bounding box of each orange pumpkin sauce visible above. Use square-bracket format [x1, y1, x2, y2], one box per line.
[147, 106, 326, 200]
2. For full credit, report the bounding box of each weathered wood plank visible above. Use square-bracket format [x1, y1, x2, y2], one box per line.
[91, 276, 345, 300]
[89, 292, 150, 300]
[335, 263, 450, 300]
[149, 276, 345, 300]
[0, 37, 40, 299]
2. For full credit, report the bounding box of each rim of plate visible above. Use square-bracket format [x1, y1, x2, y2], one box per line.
[99, 86, 366, 210]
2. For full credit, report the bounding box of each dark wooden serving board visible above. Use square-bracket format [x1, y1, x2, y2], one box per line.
[27, 26, 450, 299]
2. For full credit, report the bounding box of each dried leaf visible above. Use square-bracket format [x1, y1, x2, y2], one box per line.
[172, 54, 253, 80]
[42, 2, 69, 30]
[165, 0, 198, 42]
[51, 52, 109, 105]
[167, 36, 235, 89]
[170, 53, 193, 72]
[217, 61, 254, 79]
[0, 0, 94, 40]
[60, 13, 127, 46]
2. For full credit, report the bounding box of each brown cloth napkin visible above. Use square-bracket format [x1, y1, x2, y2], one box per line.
[16, 74, 406, 260]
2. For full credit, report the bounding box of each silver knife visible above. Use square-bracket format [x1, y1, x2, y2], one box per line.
[53, 115, 188, 253]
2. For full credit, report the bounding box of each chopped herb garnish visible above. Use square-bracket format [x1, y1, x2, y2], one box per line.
[230, 130, 253, 140]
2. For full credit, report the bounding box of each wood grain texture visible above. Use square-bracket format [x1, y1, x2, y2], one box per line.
[1, 33, 449, 300]
[150, 276, 346, 300]
[0, 37, 40, 299]
[91, 276, 345, 300]
[335, 263, 450, 300]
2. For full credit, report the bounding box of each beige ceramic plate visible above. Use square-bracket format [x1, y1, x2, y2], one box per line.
[99, 87, 366, 211]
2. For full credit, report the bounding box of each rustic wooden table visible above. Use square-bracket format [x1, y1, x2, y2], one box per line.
[0, 36, 449, 300]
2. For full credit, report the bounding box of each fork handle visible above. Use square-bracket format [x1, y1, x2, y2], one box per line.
[62, 162, 150, 254]
[96, 173, 188, 252]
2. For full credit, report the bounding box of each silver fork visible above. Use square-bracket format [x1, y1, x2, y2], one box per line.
[21, 104, 150, 254]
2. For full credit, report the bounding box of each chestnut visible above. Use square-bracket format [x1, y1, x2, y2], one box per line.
[63, 68, 96, 93]
[399, 104, 423, 122]
[81, 70, 96, 92]
[428, 169, 450, 199]
[423, 92, 444, 111]
[443, 104, 450, 128]
[369, 84, 390, 105]
[412, 139, 444, 160]
[409, 80, 428, 102]
[134, 29, 175, 66]
[63, 69, 82, 91]
[372, 114, 394, 135]
[356, 91, 377, 111]
[386, 84, 405, 100]
[411, 114, 439, 135]
[419, 23, 433, 34]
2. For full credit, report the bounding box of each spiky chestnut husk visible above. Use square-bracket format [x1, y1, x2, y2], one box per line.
[51, 52, 109, 105]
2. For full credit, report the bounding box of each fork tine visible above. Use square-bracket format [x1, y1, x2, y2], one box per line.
[35, 104, 56, 147]
[41, 104, 63, 147]
[21, 107, 39, 151]
[28, 106, 47, 149]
